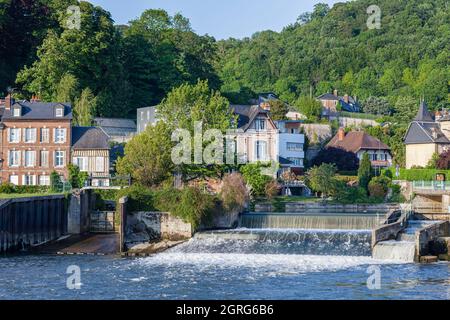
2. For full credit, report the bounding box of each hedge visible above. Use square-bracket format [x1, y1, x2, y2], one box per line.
[0, 183, 50, 194]
[382, 168, 450, 181]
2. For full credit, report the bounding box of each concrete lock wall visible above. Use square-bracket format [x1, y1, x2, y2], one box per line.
[125, 211, 192, 247]
[67, 189, 93, 234]
[0, 195, 68, 253]
[255, 202, 399, 213]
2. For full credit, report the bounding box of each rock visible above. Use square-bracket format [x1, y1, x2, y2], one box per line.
[420, 256, 438, 263]
[126, 240, 186, 255]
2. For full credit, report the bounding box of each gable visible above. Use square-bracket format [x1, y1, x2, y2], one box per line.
[404, 122, 434, 144]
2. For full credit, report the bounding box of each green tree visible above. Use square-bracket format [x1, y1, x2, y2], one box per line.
[73, 88, 96, 126]
[68, 164, 88, 189]
[362, 97, 392, 115]
[50, 171, 62, 193]
[116, 121, 174, 187]
[268, 100, 288, 121]
[55, 73, 78, 105]
[305, 163, 338, 197]
[358, 153, 372, 192]
[240, 163, 273, 197]
[295, 96, 322, 121]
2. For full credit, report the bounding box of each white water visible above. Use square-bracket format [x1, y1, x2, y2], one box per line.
[372, 240, 416, 262]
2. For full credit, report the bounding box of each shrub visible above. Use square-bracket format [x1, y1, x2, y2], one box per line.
[0, 183, 15, 194]
[68, 164, 89, 188]
[116, 184, 155, 212]
[265, 179, 281, 200]
[335, 186, 372, 204]
[368, 176, 391, 199]
[220, 173, 248, 213]
[358, 153, 372, 192]
[381, 168, 450, 181]
[50, 171, 62, 193]
[14, 185, 49, 194]
[240, 163, 273, 197]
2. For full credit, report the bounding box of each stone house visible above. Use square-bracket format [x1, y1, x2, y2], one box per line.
[317, 89, 361, 118]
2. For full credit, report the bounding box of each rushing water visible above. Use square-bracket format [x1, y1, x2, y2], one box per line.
[0, 228, 449, 300]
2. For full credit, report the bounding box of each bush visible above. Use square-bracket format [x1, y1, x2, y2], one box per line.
[116, 184, 155, 212]
[265, 179, 281, 200]
[155, 187, 216, 230]
[0, 183, 15, 194]
[50, 171, 62, 193]
[382, 168, 450, 181]
[14, 185, 50, 194]
[220, 173, 248, 213]
[335, 186, 373, 204]
[240, 163, 273, 197]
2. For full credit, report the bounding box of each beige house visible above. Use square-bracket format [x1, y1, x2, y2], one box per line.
[231, 105, 279, 164]
[404, 102, 450, 169]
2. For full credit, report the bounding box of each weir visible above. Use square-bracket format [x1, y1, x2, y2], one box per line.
[173, 229, 372, 256]
[239, 213, 383, 230]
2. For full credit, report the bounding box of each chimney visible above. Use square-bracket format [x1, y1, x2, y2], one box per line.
[31, 94, 41, 103]
[260, 102, 270, 111]
[338, 128, 345, 141]
[5, 94, 15, 110]
[344, 94, 349, 104]
[333, 89, 338, 97]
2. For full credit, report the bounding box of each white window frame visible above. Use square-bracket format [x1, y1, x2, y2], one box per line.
[54, 128, 66, 143]
[40, 128, 50, 143]
[24, 150, 36, 167]
[39, 175, 50, 186]
[22, 175, 36, 186]
[24, 128, 37, 143]
[95, 156, 105, 173]
[255, 118, 266, 131]
[286, 142, 303, 152]
[73, 156, 88, 172]
[8, 150, 20, 167]
[55, 107, 64, 117]
[13, 108, 21, 117]
[255, 140, 268, 161]
[8, 128, 21, 143]
[9, 175, 19, 185]
[40, 150, 49, 167]
[55, 151, 65, 168]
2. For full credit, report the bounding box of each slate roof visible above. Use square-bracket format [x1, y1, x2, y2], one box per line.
[93, 117, 136, 137]
[2, 101, 72, 120]
[71, 127, 110, 149]
[404, 101, 450, 145]
[327, 131, 390, 153]
[230, 105, 269, 131]
[317, 93, 361, 112]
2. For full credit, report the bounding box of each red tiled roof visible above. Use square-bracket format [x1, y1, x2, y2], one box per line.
[326, 131, 390, 153]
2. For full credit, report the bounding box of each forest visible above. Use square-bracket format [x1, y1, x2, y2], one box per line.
[0, 0, 448, 123]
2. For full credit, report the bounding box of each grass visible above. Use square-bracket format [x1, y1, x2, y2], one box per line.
[0, 192, 62, 199]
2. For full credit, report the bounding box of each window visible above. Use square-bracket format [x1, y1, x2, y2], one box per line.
[40, 150, 49, 167]
[73, 157, 88, 171]
[13, 107, 21, 117]
[288, 157, 303, 167]
[22, 175, 36, 186]
[24, 151, 36, 167]
[24, 128, 37, 143]
[286, 143, 303, 152]
[55, 107, 64, 117]
[54, 128, 66, 143]
[8, 150, 20, 167]
[95, 157, 105, 172]
[8, 128, 20, 143]
[255, 119, 266, 131]
[255, 141, 267, 161]
[55, 151, 65, 167]
[40, 128, 49, 143]
[39, 175, 50, 186]
[9, 175, 19, 186]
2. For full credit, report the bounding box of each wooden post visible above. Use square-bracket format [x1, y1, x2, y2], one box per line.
[118, 197, 128, 254]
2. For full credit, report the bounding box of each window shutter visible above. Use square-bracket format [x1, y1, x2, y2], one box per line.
[18, 129, 21, 142]
[7, 128, 10, 142]
[63, 128, 67, 143]
[7, 150, 10, 166]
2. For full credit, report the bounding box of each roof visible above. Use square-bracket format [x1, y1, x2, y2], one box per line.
[317, 93, 361, 112]
[2, 101, 72, 120]
[94, 117, 136, 129]
[71, 127, 110, 149]
[327, 131, 390, 153]
[414, 101, 434, 122]
[404, 121, 450, 144]
[278, 156, 294, 165]
[230, 104, 270, 131]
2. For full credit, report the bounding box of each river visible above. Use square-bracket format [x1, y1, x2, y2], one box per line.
[1, 228, 449, 300]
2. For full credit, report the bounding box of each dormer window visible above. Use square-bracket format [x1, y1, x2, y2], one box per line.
[255, 118, 266, 131]
[55, 106, 64, 117]
[13, 106, 21, 117]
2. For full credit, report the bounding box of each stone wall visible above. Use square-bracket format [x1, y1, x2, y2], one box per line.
[125, 211, 192, 248]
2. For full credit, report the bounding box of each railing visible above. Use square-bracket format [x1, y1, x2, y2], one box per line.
[412, 180, 450, 191]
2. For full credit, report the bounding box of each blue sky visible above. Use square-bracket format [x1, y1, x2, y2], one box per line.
[87, 0, 343, 40]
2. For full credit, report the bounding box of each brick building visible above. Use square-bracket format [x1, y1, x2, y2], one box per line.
[0, 95, 72, 185]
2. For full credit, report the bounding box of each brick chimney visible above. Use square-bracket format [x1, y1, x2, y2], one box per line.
[31, 94, 41, 103]
[344, 94, 349, 104]
[338, 127, 345, 141]
[5, 94, 15, 110]
[333, 89, 338, 97]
